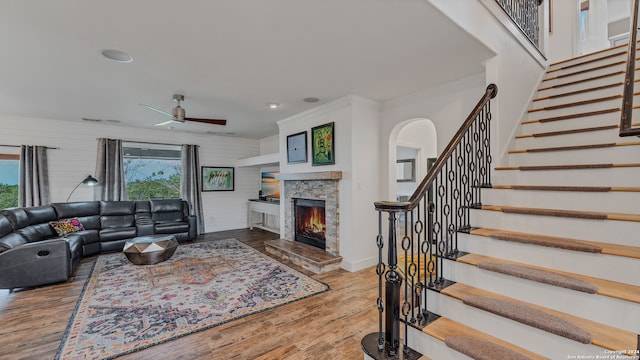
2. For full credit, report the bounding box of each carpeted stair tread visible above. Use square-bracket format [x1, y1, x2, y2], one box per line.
[459, 252, 640, 304]
[522, 108, 621, 124]
[542, 61, 626, 82]
[547, 51, 627, 73]
[528, 95, 622, 113]
[533, 82, 623, 102]
[515, 124, 620, 139]
[423, 317, 548, 360]
[476, 261, 599, 293]
[495, 163, 640, 171]
[486, 230, 603, 252]
[441, 283, 639, 351]
[445, 335, 537, 360]
[481, 205, 640, 222]
[509, 142, 640, 154]
[491, 185, 640, 192]
[538, 70, 624, 91]
[463, 294, 592, 343]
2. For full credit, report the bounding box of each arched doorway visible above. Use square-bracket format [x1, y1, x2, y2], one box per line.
[387, 118, 437, 202]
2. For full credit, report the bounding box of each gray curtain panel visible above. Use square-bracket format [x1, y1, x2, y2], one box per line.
[19, 145, 50, 207]
[181, 144, 204, 234]
[94, 138, 127, 201]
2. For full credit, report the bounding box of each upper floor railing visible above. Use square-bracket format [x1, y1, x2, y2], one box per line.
[495, 0, 543, 51]
[361, 84, 498, 358]
[620, 0, 640, 137]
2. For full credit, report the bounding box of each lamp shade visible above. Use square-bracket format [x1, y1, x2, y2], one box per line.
[82, 175, 99, 186]
[66, 175, 99, 202]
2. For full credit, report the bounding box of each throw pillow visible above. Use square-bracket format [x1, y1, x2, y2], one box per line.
[50, 218, 85, 237]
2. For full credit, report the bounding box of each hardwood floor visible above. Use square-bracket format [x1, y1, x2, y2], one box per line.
[0, 229, 379, 360]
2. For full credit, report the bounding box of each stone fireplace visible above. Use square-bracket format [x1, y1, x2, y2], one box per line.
[281, 171, 340, 256]
[265, 171, 342, 274]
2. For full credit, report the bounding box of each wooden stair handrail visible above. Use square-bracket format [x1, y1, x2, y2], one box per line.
[620, 0, 640, 137]
[375, 84, 498, 212]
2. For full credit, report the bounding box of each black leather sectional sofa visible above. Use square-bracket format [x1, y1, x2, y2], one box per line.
[0, 199, 197, 291]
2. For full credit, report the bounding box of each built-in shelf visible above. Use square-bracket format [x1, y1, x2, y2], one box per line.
[235, 153, 279, 168]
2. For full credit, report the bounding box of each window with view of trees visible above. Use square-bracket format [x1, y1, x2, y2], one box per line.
[0, 154, 20, 209]
[123, 144, 181, 201]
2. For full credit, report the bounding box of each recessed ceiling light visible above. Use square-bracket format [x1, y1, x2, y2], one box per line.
[303, 97, 319, 103]
[100, 49, 133, 63]
[268, 103, 279, 109]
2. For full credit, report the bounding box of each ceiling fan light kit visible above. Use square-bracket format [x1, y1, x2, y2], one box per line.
[141, 93, 227, 127]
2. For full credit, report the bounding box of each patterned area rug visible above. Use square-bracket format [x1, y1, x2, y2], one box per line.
[55, 239, 329, 359]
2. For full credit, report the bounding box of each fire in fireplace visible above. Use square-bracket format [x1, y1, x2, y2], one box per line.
[294, 198, 326, 250]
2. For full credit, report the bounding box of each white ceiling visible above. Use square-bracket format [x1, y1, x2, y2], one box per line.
[0, 0, 494, 139]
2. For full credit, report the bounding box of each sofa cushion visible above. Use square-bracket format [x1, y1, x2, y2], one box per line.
[17, 222, 58, 242]
[99, 227, 137, 243]
[1, 208, 29, 230]
[154, 221, 189, 234]
[0, 232, 28, 252]
[100, 201, 135, 216]
[53, 202, 100, 219]
[24, 206, 57, 224]
[150, 199, 186, 223]
[0, 215, 13, 238]
[101, 215, 135, 229]
[49, 218, 85, 237]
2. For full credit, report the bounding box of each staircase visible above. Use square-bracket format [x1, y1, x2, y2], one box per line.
[367, 45, 640, 359]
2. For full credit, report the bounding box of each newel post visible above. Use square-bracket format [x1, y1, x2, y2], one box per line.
[384, 211, 402, 356]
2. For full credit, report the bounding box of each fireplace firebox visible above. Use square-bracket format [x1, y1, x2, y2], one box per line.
[294, 198, 326, 250]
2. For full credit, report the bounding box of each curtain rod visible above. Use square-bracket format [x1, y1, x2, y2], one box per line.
[0, 144, 60, 150]
[98, 138, 197, 147]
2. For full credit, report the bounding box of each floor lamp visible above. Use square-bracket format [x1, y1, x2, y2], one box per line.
[66, 175, 99, 202]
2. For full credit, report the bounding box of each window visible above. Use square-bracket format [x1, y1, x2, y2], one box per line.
[0, 154, 20, 209]
[123, 143, 181, 200]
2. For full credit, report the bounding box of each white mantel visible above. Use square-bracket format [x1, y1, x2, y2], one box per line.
[276, 171, 342, 181]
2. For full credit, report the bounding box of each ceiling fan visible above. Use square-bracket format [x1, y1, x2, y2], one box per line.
[140, 94, 227, 127]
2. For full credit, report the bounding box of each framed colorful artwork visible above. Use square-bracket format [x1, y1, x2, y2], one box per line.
[202, 166, 234, 191]
[311, 122, 334, 166]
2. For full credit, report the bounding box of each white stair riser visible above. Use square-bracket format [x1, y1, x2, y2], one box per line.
[527, 99, 623, 121]
[546, 53, 629, 77]
[514, 129, 630, 148]
[506, 146, 640, 166]
[493, 167, 640, 187]
[521, 111, 620, 133]
[405, 327, 474, 360]
[443, 259, 640, 333]
[470, 209, 640, 247]
[532, 84, 623, 108]
[482, 188, 640, 214]
[427, 291, 608, 359]
[548, 48, 628, 70]
[540, 63, 627, 87]
[537, 74, 626, 97]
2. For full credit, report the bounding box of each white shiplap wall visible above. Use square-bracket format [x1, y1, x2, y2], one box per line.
[0, 115, 261, 233]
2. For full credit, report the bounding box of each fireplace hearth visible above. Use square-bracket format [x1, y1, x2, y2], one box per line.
[294, 198, 326, 250]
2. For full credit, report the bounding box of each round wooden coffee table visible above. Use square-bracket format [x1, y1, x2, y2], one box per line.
[123, 235, 178, 265]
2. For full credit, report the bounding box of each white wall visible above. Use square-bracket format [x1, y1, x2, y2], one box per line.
[277, 95, 381, 271]
[0, 115, 260, 233]
[428, 0, 546, 166]
[549, 0, 580, 62]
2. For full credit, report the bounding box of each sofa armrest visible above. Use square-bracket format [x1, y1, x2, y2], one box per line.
[0, 239, 71, 290]
[188, 215, 197, 240]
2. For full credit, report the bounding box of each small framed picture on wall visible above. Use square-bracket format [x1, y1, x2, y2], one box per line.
[201, 166, 234, 191]
[287, 131, 307, 164]
[311, 122, 335, 166]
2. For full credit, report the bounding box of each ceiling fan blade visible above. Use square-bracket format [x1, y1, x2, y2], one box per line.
[154, 119, 181, 126]
[185, 117, 227, 126]
[140, 104, 173, 118]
